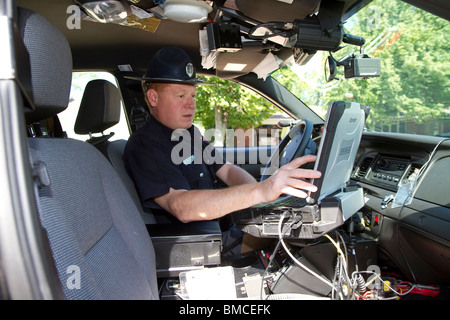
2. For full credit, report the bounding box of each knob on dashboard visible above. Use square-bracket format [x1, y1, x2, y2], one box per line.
[377, 159, 390, 169]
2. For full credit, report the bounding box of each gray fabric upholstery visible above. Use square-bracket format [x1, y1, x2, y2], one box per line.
[18, 8, 72, 123]
[74, 80, 121, 135]
[72, 77, 155, 223]
[107, 140, 157, 224]
[19, 7, 159, 299]
[28, 139, 158, 299]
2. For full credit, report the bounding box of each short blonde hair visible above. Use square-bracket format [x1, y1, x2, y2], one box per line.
[142, 82, 171, 114]
[143, 81, 170, 93]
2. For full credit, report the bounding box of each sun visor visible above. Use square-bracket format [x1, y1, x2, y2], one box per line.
[215, 45, 281, 79]
[235, 0, 320, 23]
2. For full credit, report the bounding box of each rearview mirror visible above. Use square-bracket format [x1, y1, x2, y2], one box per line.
[325, 56, 337, 82]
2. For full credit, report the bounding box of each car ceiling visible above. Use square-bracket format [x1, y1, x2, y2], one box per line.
[15, 0, 366, 73]
[15, 0, 450, 78]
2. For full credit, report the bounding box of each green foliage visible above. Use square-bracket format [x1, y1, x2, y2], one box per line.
[272, 0, 449, 131]
[344, 0, 450, 126]
[195, 76, 278, 130]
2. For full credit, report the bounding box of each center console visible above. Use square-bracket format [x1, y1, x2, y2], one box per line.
[158, 229, 378, 300]
[147, 220, 222, 278]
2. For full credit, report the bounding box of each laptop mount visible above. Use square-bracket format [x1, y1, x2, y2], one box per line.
[236, 184, 364, 239]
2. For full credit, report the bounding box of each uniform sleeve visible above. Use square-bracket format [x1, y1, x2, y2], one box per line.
[123, 139, 191, 208]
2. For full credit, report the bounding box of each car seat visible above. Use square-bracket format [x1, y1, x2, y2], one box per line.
[74, 79, 121, 146]
[72, 79, 224, 278]
[74, 79, 156, 224]
[19, 7, 159, 299]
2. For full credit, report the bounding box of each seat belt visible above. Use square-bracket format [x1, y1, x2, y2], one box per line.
[130, 98, 149, 130]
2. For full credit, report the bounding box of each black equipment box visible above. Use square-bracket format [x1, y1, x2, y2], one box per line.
[147, 221, 222, 278]
[206, 23, 242, 52]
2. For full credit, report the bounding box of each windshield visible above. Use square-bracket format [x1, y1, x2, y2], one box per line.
[271, 0, 449, 137]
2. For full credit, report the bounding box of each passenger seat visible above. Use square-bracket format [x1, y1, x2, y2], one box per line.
[72, 76, 224, 278]
[19, 7, 159, 299]
[74, 79, 156, 224]
[74, 79, 121, 146]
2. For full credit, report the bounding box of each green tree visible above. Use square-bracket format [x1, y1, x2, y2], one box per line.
[195, 76, 278, 145]
[272, 0, 449, 132]
[320, 0, 449, 129]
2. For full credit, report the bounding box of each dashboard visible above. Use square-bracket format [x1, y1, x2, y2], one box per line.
[350, 132, 450, 284]
[226, 131, 450, 284]
[353, 132, 450, 207]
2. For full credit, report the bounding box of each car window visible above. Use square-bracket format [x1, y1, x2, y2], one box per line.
[195, 76, 293, 147]
[271, 0, 449, 137]
[58, 72, 130, 140]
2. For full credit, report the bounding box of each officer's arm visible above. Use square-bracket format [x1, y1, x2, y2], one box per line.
[216, 162, 257, 186]
[153, 155, 320, 223]
[153, 185, 262, 223]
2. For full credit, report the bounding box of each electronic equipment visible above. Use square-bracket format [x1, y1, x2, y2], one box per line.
[344, 54, 381, 79]
[288, 19, 343, 52]
[232, 101, 370, 239]
[206, 23, 243, 52]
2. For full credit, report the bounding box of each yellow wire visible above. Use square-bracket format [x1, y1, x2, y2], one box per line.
[325, 234, 348, 267]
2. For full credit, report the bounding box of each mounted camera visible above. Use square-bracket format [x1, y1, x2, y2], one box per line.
[323, 31, 381, 81]
[326, 52, 381, 81]
[288, 18, 343, 52]
[343, 53, 381, 79]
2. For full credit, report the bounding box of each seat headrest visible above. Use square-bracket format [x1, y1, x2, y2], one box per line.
[74, 79, 121, 135]
[18, 7, 72, 124]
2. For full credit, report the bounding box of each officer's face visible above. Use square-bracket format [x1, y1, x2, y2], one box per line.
[147, 83, 197, 130]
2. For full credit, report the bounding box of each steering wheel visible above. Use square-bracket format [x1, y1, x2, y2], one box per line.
[260, 119, 316, 181]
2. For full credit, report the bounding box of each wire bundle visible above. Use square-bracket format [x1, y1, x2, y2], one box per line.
[267, 212, 442, 300]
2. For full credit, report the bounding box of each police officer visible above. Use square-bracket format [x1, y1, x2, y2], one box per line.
[123, 46, 321, 224]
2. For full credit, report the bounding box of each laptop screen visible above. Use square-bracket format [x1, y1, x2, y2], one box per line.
[309, 101, 369, 204]
[232, 101, 369, 239]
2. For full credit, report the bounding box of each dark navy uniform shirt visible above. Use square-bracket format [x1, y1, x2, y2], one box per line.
[123, 115, 226, 210]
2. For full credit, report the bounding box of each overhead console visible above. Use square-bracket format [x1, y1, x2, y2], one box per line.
[201, 0, 380, 80]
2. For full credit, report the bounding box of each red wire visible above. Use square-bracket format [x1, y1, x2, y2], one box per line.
[397, 283, 440, 297]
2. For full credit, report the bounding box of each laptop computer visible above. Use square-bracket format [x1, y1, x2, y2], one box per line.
[232, 101, 370, 239]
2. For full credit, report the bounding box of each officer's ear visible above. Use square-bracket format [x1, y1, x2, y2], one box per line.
[146, 88, 159, 108]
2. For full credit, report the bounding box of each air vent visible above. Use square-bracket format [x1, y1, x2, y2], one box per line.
[356, 156, 374, 178]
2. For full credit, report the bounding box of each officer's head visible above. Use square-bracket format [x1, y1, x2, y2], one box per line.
[142, 46, 205, 85]
[128, 47, 211, 130]
[127, 47, 210, 117]
[126, 46, 208, 88]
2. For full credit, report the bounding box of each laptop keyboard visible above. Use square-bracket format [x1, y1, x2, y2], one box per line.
[254, 195, 307, 208]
